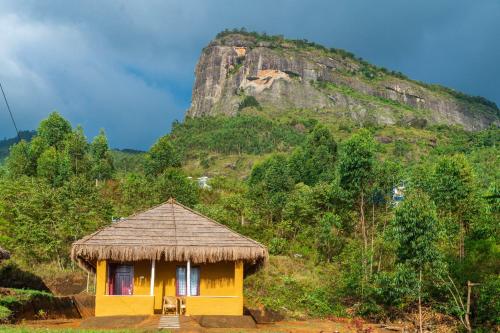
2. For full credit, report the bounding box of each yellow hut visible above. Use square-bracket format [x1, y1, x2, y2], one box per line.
[71, 199, 268, 317]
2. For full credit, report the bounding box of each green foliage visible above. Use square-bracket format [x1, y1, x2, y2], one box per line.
[245, 257, 343, 318]
[172, 115, 305, 156]
[155, 168, 199, 207]
[5, 114, 114, 185]
[90, 129, 114, 180]
[0, 288, 53, 322]
[373, 263, 419, 311]
[475, 275, 500, 327]
[238, 95, 262, 111]
[0, 304, 11, 321]
[37, 112, 72, 148]
[317, 213, 344, 261]
[144, 135, 181, 176]
[0, 175, 112, 265]
[289, 125, 337, 185]
[248, 154, 294, 221]
[390, 190, 440, 266]
[110, 149, 145, 174]
[338, 129, 376, 196]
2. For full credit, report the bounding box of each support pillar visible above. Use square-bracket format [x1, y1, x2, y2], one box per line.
[150, 260, 155, 296]
[186, 260, 191, 296]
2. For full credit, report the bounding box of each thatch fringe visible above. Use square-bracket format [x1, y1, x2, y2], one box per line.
[71, 244, 268, 273]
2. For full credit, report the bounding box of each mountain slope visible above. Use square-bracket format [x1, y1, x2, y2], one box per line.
[187, 31, 499, 130]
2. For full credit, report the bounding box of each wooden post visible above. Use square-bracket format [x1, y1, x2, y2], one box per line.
[186, 260, 191, 296]
[419, 268, 423, 333]
[150, 260, 156, 296]
[465, 281, 479, 333]
[86, 272, 90, 293]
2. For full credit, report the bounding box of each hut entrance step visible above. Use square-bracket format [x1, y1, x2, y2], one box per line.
[158, 315, 180, 329]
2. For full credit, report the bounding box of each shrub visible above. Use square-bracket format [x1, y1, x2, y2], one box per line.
[238, 95, 262, 111]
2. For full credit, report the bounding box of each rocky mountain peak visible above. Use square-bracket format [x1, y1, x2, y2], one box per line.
[187, 31, 499, 130]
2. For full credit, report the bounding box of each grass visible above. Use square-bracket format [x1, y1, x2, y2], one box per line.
[0, 289, 53, 322]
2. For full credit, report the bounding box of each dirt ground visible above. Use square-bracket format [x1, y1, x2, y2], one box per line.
[5, 316, 405, 332]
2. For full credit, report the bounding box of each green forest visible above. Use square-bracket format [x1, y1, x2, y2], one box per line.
[0, 111, 498, 331]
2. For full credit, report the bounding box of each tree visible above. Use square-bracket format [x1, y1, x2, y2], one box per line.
[288, 125, 337, 185]
[429, 154, 478, 259]
[338, 129, 376, 281]
[154, 168, 199, 207]
[317, 212, 344, 261]
[36, 147, 58, 184]
[6, 140, 33, 177]
[37, 111, 72, 148]
[144, 135, 181, 176]
[90, 129, 114, 181]
[64, 126, 90, 176]
[248, 154, 294, 222]
[390, 190, 441, 333]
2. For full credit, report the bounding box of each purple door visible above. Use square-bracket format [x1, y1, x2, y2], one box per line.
[108, 264, 133, 295]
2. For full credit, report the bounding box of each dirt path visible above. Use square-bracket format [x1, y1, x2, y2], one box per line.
[8, 316, 404, 332]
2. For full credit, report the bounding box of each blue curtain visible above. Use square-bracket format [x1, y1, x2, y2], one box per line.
[190, 267, 200, 296]
[176, 266, 200, 296]
[176, 267, 186, 296]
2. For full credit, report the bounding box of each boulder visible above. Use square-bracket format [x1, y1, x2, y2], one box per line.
[245, 306, 284, 324]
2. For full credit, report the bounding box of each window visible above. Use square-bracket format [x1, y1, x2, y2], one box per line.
[176, 266, 200, 296]
[108, 264, 133, 295]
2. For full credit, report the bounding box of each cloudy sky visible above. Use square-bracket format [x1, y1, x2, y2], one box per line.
[0, 1, 499, 149]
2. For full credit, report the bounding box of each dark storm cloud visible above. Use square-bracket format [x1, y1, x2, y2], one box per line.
[0, 0, 498, 149]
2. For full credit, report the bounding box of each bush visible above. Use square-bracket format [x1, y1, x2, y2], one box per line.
[238, 95, 262, 111]
[474, 276, 500, 328]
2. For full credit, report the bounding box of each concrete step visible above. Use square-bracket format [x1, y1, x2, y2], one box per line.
[159, 315, 180, 329]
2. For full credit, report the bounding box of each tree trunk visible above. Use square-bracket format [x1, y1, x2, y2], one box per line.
[360, 191, 367, 251]
[459, 220, 465, 260]
[370, 203, 375, 277]
[419, 268, 423, 333]
[359, 191, 368, 287]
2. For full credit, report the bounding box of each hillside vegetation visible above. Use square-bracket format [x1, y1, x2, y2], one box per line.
[0, 110, 498, 331]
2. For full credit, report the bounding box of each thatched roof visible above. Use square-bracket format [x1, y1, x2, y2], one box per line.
[0, 246, 10, 261]
[71, 199, 268, 272]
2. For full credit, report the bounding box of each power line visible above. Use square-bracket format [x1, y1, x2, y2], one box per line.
[1, 81, 30, 161]
[0, 81, 23, 143]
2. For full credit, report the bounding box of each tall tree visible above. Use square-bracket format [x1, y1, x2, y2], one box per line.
[338, 129, 376, 280]
[429, 154, 477, 259]
[144, 135, 181, 176]
[288, 124, 337, 185]
[37, 111, 72, 148]
[90, 129, 114, 181]
[391, 190, 441, 333]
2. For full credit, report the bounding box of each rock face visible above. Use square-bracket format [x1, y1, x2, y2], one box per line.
[187, 33, 499, 130]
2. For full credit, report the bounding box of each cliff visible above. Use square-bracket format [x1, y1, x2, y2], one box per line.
[187, 32, 499, 130]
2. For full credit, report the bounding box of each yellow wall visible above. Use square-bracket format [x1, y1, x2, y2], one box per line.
[94, 259, 244, 316]
[132, 260, 151, 295]
[96, 295, 154, 316]
[186, 296, 243, 315]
